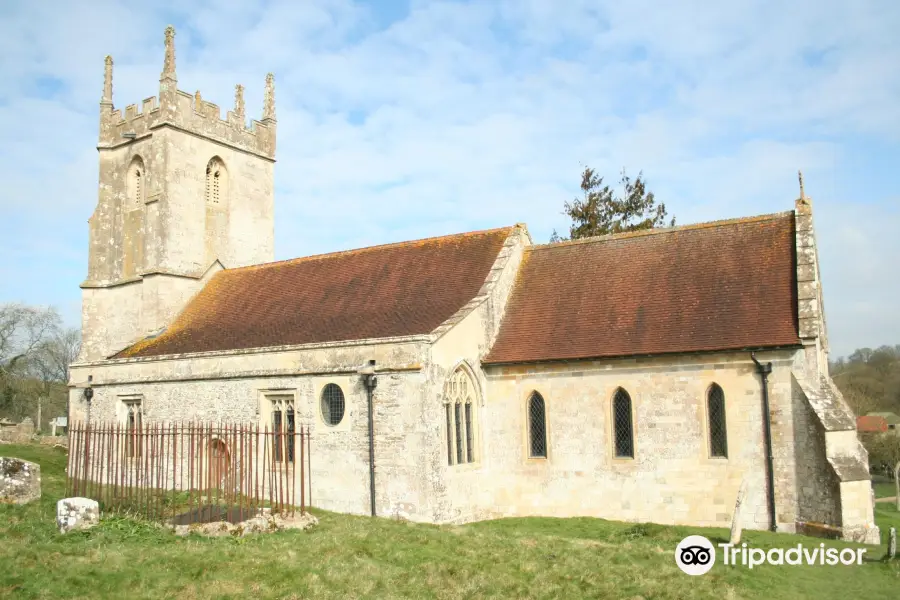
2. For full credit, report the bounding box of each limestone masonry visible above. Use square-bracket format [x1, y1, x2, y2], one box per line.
[69, 26, 880, 544]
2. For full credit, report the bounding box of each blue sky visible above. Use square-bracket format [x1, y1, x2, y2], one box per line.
[0, 0, 898, 358]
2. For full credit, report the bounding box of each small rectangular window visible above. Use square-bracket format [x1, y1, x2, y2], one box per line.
[273, 409, 283, 463]
[286, 407, 295, 463]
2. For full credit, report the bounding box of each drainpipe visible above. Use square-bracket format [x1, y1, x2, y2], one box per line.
[358, 360, 378, 517]
[750, 352, 777, 532]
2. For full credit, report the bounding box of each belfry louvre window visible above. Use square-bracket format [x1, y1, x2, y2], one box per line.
[205, 157, 225, 205]
[127, 158, 145, 208]
[271, 395, 295, 463]
[707, 384, 728, 458]
[444, 366, 477, 465]
[133, 170, 142, 205]
[613, 388, 634, 458]
[528, 392, 547, 458]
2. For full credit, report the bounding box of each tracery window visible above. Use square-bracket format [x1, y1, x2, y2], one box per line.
[123, 398, 143, 458]
[444, 366, 477, 465]
[271, 395, 295, 463]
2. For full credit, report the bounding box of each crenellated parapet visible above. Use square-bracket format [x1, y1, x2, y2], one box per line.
[98, 26, 276, 159]
[99, 89, 275, 158]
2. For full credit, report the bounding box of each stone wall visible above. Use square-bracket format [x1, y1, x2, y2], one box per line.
[791, 376, 842, 525]
[466, 351, 798, 529]
[0, 418, 35, 444]
[69, 337, 431, 520]
[69, 334, 870, 535]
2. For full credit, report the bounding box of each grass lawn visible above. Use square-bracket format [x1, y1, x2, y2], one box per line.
[2, 443, 898, 599]
[873, 480, 897, 500]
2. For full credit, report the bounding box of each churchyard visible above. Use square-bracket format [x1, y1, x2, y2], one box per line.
[1, 442, 898, 599]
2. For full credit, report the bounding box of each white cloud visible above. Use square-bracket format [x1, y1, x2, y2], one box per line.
[0, 0, 898, 357]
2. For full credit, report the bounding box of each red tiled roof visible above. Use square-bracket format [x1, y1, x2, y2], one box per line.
[857, 416, 888, 434]
[484, 213, 801, 364]
[116, 227, 513, 358]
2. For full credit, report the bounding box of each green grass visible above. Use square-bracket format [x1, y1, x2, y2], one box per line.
[1, 443, 898, 599]
[873, 481, 897, 500]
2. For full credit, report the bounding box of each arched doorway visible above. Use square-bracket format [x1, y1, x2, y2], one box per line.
[207, 438, 230, 489]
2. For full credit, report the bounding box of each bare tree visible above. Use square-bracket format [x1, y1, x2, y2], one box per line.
[0, 303, 61, 376]
[31, 327, 81, 384]
[22, 327, 82, 429]
[0, 303, 64, 422]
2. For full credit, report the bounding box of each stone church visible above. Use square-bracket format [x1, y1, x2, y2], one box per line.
[68, 27, 879, 543]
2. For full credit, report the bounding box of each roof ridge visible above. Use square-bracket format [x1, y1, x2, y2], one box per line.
[532, 211, 794, 251]
[228, 225, 516, 272]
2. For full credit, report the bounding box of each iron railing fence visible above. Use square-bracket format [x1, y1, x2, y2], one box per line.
[65, 421, 311, 524]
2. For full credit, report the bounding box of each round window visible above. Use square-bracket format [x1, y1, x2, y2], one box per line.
[321, 383, 346, 426]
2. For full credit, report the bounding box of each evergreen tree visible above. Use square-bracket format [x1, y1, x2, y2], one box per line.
[551, 167, 674, 242]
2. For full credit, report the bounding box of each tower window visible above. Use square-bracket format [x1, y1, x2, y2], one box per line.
[127, 158, 145, 208]
[134, 170, 142, 205]
[205, 158, 226, 206]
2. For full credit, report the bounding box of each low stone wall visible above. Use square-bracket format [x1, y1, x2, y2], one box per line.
[38, 435, 68, 447]
[0, 418, 35, 444]
[0, 432, 68, 447]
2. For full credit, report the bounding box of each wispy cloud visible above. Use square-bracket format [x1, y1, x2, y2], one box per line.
[0, 0, 898, 356]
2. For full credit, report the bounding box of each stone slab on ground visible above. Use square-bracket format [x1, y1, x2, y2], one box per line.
[172, 510, 318, 537]
[57, 498, 100, 534]
[0, 457, 41, 504]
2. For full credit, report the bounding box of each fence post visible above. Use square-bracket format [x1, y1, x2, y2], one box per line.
[307, 427, 312, 509]
[300, 426, 305, 514]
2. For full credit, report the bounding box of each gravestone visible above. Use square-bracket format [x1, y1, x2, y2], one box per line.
[889, 527, 896, 560]
[0, 458, 41, 504]
[57, 498, 100, 534]
[729, 478, 749, 545]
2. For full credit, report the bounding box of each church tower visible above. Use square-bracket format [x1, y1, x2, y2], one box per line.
[80, 26, 277, 361]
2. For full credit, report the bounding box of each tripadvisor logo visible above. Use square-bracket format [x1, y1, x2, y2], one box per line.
[675, 535, 716, 576]
[675, 535, 867, 575]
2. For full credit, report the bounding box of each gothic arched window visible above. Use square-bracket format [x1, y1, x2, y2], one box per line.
[205, 157, 226, 205]
[527, 391, 547, 458]
[708, 383, 728, 458]
[127, 157, 145, 208]
[613, 387, 634, 458]
[444, 365, 478, 465]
